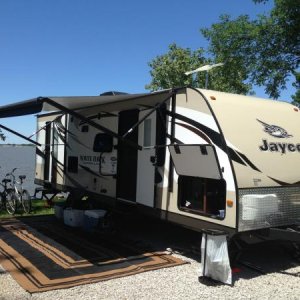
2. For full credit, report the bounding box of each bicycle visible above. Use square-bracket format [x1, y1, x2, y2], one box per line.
[0, 170, 17, 215]
[6, 168, 32, 214]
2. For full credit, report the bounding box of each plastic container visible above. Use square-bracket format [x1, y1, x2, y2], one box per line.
[54, 201, 66, 220]
[64, 208, 85, 227]
[83, 209, 107, 232]
[218, 210, 225, 218]
[54, 203, 65, 220]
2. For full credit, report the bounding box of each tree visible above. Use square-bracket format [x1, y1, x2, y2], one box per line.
[145, 43, 252, 94]
[145, 44, 206, 91]
[146, 0, 299, 100]
[292, 72, 300, 107]
[201, 0, 300, 99]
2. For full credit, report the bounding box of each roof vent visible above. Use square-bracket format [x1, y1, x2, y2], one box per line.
[100, 91, 128, 96]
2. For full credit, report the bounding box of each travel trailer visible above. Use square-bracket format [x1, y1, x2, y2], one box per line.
[0, 87, 299, 242]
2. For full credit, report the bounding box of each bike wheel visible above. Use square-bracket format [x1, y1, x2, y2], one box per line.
[22, 190, 32, 214]
[5, 190, 17, 215]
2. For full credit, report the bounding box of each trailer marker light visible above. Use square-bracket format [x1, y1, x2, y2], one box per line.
[210, 96, 216, 100]
[226, 200, 233, 207]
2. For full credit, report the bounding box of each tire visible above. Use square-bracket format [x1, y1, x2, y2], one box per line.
[22, 190, 32, 214]
[5, 190, 17, 215]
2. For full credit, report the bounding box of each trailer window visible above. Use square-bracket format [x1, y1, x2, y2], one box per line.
[93, 133, 113, 152]
[178, 175, 226, 218]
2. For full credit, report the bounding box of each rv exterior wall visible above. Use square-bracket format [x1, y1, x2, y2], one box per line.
[35, 117, 46, 183]
[204, 89, 300, 188]
[201, 89, 300, 232]
[35, 114, 66, 187]
[157, 89, 237, 229]
[34, 87, 300, 234]
[65, 110, 118, 197]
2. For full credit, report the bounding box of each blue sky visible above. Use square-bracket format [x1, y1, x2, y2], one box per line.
[0, 0, 293, 143]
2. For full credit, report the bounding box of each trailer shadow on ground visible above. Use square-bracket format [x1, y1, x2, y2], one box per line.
[110, 213, 300, 284]
[17, 214, 300, 286]
[231, 241, 300, 281]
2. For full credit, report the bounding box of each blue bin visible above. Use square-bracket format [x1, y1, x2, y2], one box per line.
[83, 209, 107, 232]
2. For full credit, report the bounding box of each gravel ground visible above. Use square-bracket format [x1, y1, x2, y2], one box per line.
[1, 216, 300, 300]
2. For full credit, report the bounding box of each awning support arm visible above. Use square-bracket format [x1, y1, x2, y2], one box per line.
[28, 113, 65, 139]
[168, 93, 176, 192]
[40, 98, 142, 150]
[122, 91, 175, 139]
[0, 124, 41, 146]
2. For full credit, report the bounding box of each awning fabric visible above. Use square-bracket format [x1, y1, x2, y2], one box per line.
[0, 90, 173, 118]
[0, 99, 43, 118]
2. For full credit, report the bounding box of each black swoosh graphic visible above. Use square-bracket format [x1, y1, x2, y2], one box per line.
[167, 110, 265, 173]
[175, 122, 212, 144]
[167, 110, 247, 166]
[237, 151, 261, 172]
[36, 148, 45, 159]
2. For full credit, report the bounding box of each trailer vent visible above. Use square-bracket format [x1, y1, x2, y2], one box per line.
[100, 91, 128, 96]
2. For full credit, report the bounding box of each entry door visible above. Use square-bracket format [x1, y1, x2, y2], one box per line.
[117, 109, 139, 202]
[136, 110, 156, 207]
[50, 115, 66, 187]
[44, 121, 51, 182]
[51, 122, 59, 184]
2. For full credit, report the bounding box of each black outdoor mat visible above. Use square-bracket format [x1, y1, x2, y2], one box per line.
[0, 216, 186, 293]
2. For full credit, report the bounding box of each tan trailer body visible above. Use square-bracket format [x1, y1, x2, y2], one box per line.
[1, 87, 299, 236]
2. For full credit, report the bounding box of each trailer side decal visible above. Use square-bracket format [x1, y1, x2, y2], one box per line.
[36, 148, 45, 159]
[167, 111, 262, 172]
[175, 122, 212, 144]
[235, 151, 261, 172]
[257, 119, 293, 138]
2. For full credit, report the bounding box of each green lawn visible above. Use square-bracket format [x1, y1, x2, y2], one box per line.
[0, 198, 65, 219]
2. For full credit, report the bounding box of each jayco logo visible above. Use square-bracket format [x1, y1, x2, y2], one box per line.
[257, 119, 300, 154]
[257, 119, 292, 138]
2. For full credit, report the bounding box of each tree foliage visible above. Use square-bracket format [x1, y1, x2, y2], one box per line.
[146, 0, 299, 100]
[145, 43, 251, 94]
[145, 44, 206, 91]
[292, 72, 300, 107]
[201, 0, 300, 99]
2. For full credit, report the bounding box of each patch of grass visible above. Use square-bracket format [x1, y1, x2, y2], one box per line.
[0, 198, 66, 219]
